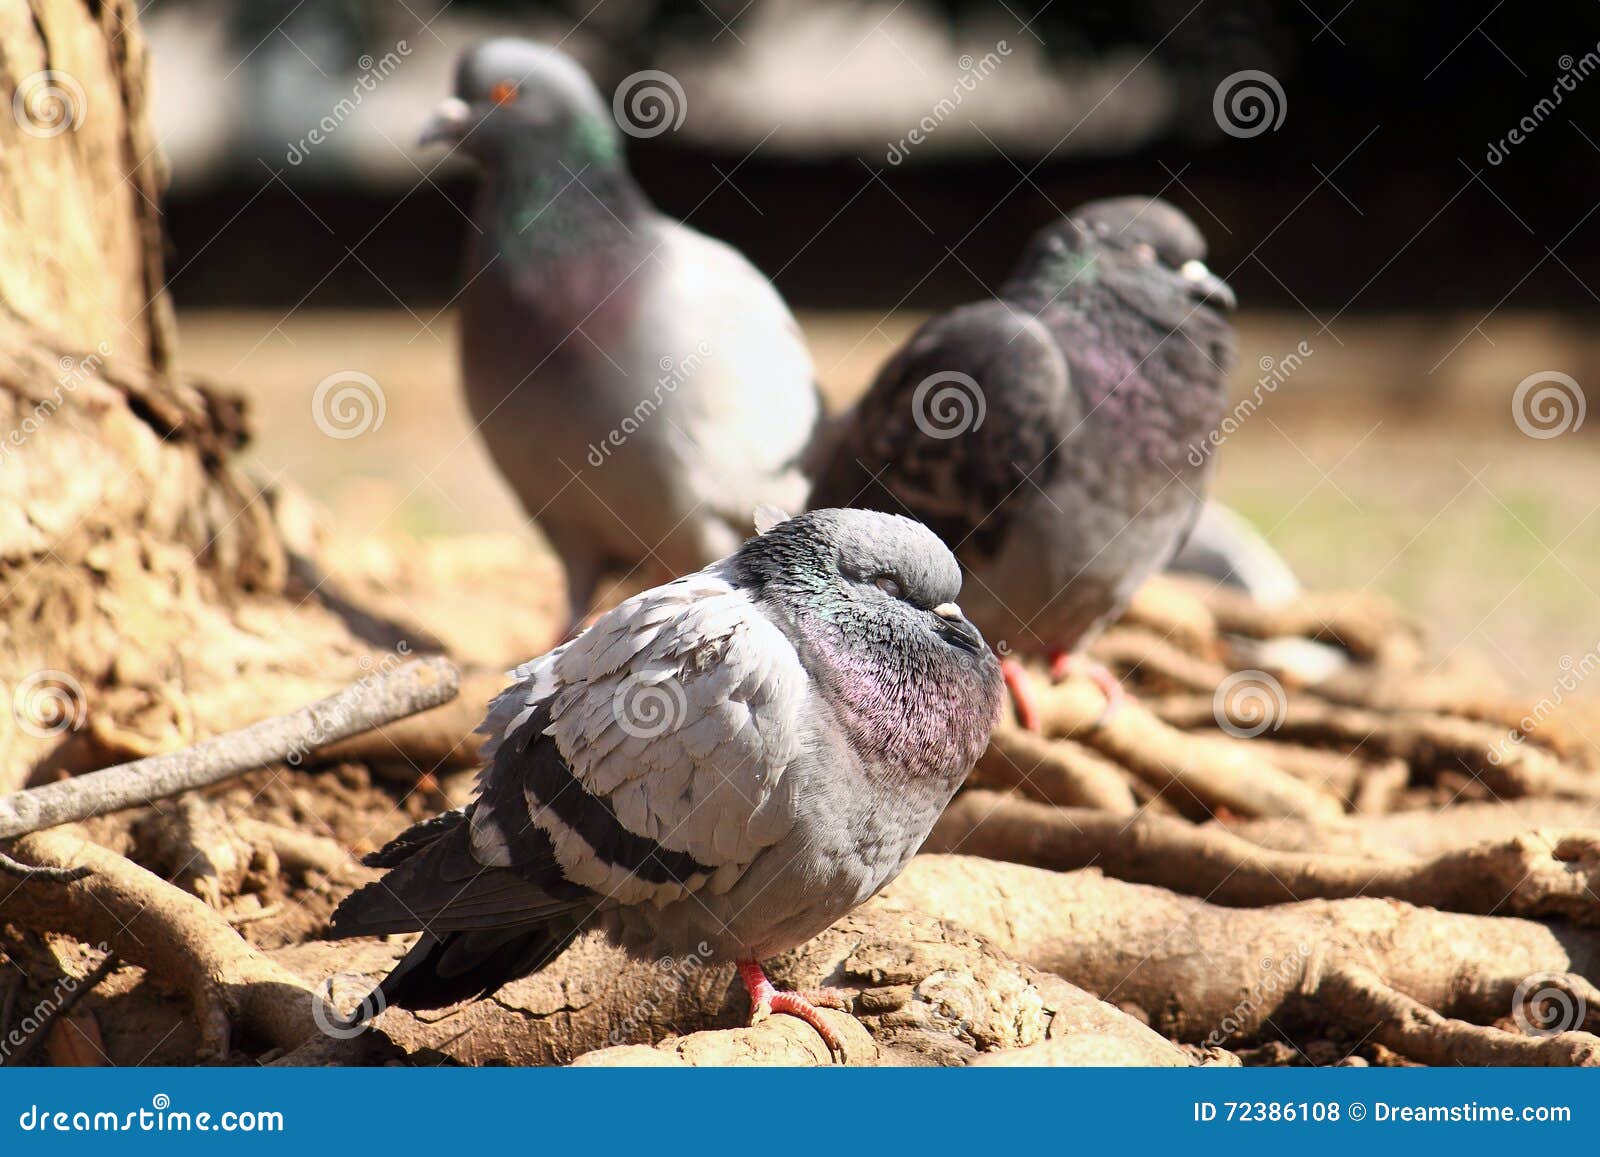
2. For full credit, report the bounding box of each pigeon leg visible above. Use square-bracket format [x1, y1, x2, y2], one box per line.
[1000, 657, 1042, 732]
[737, 959, 849, 1058]
[1048, 653, 1127, 726]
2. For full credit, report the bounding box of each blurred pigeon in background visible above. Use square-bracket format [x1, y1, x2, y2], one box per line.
[330, 508, 1002, 1053]
[422, 39, 820, 628]
[808, 196, 1235, 729]
[1167, 500, 1300, 604]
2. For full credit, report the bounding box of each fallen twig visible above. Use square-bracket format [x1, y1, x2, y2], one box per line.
[0, 658, 459, 859]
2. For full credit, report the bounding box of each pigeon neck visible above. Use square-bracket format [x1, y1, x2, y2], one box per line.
[477, 144, 649, 261]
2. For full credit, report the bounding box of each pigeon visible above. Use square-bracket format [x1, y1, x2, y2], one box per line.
[421, 39, 820, 626]
[329, 508, 1001, 1052]
[807, 196, 1235, 729]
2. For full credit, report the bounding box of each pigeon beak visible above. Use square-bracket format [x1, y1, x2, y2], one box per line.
[419, 97, 474, 148]
[933, 603, 983, 655]
[1180, 259, 1236, 311]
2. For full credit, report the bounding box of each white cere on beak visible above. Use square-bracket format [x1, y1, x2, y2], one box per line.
[1180, 259, 1212, 283]
[933, 603, 964, 621]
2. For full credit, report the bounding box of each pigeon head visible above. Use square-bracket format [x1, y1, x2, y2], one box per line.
[421, 39, 622, 172]
[1009, 196, 1235, 312]
[731, 509, 1002, 777]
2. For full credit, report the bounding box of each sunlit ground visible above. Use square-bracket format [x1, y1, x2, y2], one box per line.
[176, 308, 1600, 698]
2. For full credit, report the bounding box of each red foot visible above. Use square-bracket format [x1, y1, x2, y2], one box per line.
[737, 959, 849, 1058]
[1048, 653, 1128, 726]
[1000, 657, 1042, 732]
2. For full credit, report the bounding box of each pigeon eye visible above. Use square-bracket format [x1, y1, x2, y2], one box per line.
[489, 80, 520, 105]
[874, 575, 904, 598]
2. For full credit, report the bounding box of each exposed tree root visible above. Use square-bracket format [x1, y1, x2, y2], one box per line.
[929, 791, 1600, 925]
[0, 826, 333, 1056]
[882, 855, 1600, 1061]
[1222, 799, 1600, 858]
[270, 901, 1189, 1068]
[970, 723, 1138, 813]
[1317, 962, 1600, 1066]
[1027, 676, 1344, 821]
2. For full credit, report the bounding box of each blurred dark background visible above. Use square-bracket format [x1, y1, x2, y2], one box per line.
[156, 0, 1600, 313]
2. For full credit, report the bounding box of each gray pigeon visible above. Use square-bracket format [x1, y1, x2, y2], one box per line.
[807, 197, 1235, 729]
[422, 40, 820, 626]
[330, 508, 1001, 1052]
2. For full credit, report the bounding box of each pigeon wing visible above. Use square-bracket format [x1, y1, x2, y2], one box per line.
[808, 299, 1074, 559]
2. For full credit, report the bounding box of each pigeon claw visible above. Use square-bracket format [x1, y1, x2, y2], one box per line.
[738, 960, 849, 1060]
[999, 657, 1042, 732]
[1048, 653, 1127, 728]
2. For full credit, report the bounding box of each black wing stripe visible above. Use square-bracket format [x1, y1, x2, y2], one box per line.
[494, 701, 715, 887]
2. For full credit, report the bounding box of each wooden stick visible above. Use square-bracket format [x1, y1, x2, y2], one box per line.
[0, 658, 459, 870]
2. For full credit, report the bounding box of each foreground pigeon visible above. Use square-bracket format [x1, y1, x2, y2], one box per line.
[422, 39, 820, 625]
[808, 197, 1235, 729]
[330, 508, 1001, 1052]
